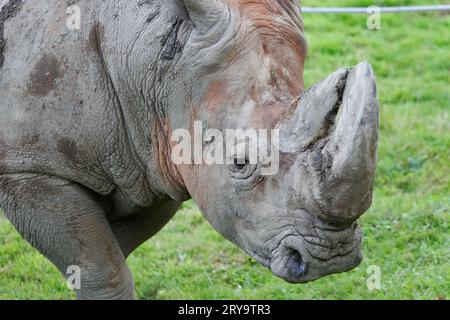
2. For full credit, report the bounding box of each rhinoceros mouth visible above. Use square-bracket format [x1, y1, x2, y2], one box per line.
[239, 221, 363, 284]
[268, 223, 363, 283]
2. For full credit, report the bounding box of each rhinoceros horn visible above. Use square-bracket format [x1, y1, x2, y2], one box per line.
[182, 0, 229, 35]
[279, 62, 380, 225]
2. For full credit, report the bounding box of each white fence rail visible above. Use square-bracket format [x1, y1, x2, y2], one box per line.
[302, 5, 450, 14]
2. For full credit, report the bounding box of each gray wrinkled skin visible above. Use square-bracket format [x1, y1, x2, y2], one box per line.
[0, 0, 379, 299]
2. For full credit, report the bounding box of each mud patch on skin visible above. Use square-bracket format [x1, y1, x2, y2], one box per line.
[85, 22, 114, 91]
[27, 54, 63, 97]
[57, 137, 79, 162]
[0, 0, 22, 68]
[86, 23, 105, 55]
[20, 134, 40, 148]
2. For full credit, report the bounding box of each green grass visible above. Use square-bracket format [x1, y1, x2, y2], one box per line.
[1, 0, 449, 299]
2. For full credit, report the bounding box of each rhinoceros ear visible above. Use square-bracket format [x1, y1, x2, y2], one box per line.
[181, 0, 229, 35]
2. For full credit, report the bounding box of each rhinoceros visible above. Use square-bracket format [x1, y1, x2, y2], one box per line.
[0, 0, 379, 299]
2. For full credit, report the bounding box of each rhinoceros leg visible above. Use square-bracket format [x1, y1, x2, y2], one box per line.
[0, 174, 135, 300]
[110, 201, 181, 258]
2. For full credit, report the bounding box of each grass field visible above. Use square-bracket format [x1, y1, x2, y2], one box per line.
[0, 0, 449, 300]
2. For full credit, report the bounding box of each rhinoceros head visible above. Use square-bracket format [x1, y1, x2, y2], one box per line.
[171, 0, 379, 283]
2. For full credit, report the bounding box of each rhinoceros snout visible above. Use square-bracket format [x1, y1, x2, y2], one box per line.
[269, 219, 363, 283]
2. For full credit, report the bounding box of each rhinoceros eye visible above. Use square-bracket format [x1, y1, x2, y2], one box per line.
[230, 157, 257, 180]
[233, 157, 248, 171]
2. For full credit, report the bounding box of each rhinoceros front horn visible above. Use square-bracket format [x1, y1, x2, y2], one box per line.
[280, 62, 380, 224]
[182, 0, 229, 35]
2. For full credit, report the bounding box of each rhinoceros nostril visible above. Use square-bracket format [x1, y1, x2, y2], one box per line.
[286, 250, 307, 279]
